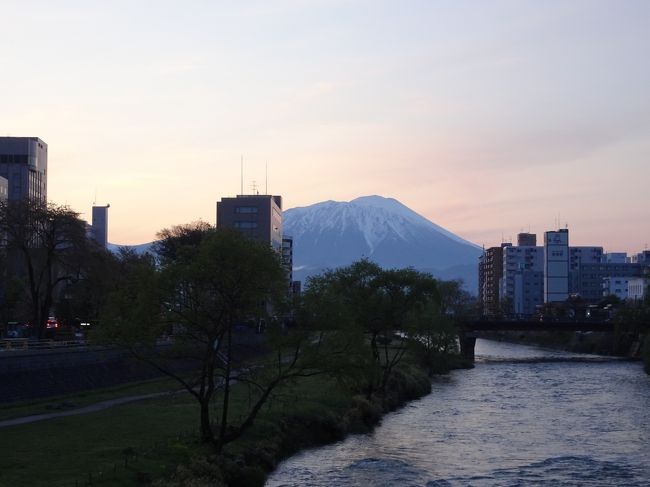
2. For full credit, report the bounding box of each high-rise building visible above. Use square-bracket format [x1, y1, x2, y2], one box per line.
[282, 236, 295, 295]
[216, 195, 283, 252]
[91, 204, 110, 248]
[501, 243, 544, 316]
[544, 229, 569, 303]
[0, 137, 48, 203]
[479, 243, 511, 316]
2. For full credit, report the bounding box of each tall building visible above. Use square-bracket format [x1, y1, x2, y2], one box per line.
[479, 243, 511, 316]
[282, 236, 295, 295]
[216, 195, 283, 252]
[544, 229, 569, 303]
[501, 241, 544, 316]
[91, 204, 110, 248]
[0, 137, 48, 203]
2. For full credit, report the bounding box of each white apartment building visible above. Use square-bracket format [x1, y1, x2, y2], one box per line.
[628, 278, 649, 301]
[544, 229, 569, 303]
[501, 245, 544, 316]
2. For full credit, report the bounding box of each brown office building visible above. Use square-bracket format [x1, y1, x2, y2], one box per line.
[216, 195, 283, 252]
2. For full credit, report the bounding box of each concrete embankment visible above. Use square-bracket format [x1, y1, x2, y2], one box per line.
[0, 346, 195, 403]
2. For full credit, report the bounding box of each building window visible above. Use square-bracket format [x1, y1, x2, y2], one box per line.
[235, 206, 258, 214]
[234, 221, 258, 229]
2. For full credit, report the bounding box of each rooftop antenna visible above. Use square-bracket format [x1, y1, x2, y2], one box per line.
[240, 155, 244, 196]
[265, 160, 268, 195]
[251, 180, 258, 195]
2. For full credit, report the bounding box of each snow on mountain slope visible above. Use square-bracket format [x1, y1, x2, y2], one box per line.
[284, 195, 481, 291]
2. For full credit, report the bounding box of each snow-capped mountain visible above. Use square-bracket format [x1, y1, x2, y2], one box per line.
[284, 195, 481, 292]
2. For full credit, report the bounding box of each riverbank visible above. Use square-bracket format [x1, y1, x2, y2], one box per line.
[479, 329, 644, 359]
[0, 353, 466, 486]
[156, 359, 453, 487]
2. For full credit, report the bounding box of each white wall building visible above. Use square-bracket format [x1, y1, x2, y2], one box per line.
[501, 244, 544, 316]
[544, 229, 569, 303]
[628, 278, 649, 301]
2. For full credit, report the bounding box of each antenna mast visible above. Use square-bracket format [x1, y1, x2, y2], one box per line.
[240, 155, 243, 196]
[265, 160, 268, 195]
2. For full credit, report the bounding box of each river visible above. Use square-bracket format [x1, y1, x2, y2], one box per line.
[266, 339, 650, 486]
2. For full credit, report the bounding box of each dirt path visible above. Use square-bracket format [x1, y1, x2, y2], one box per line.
[0, 390, 181, 429]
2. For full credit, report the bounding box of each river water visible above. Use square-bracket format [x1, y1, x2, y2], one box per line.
[266, 339, 650, 486]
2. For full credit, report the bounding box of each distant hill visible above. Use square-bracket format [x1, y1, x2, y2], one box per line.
[283, 195, 481, 293]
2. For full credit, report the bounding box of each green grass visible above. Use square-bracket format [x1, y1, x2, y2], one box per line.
[0, 376, 182, 422]
[0, 350, 437, 487]
[0, 374, 352, 487]
[0, 393, 202, 487]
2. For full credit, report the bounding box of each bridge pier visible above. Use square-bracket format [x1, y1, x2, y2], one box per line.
[459, 332, 477, 362]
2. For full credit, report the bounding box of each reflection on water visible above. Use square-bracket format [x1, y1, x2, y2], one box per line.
[266, 339, 650, 486]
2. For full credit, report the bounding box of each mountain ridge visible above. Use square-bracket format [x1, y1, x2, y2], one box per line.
[284, 195, 481, 292]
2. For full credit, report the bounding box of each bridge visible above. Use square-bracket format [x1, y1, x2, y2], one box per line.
[458, 319, 616, 362]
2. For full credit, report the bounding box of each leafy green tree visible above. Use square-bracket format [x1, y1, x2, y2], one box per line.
[0, 199, 90, 337]
[98, 227, 324, 450]
[301, 260, 448, 397]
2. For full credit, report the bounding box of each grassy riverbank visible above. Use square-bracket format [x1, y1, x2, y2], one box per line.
[0, 353, 457, 487]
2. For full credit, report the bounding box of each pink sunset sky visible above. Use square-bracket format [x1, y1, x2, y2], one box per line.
[3, 1, 649, 253]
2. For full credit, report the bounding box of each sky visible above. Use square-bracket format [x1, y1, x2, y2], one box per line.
[2, 0, 649, 252]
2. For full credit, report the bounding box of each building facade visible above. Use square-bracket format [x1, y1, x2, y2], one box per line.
[0, 137, 48, 203]
[479, 243, 510, 316]
[577, 262, 646, 301]
[628, 277, 649, 301]
[282, 236, 294, 295]
[90, 204, 110, 248]
[602, 276, 631, 301]
[0, 176, 7, 202]
[517, 232, 537, 246]
[501, 243, 544, 316]
[544, 229, 569, 303]
[216, 195, 283, 251]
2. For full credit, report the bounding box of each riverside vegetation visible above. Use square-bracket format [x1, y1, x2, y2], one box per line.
[0, 219, 473, 486]
[93, 224, 473, 486]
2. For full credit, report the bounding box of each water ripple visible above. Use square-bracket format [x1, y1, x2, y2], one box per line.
[267, 340, 650, 486]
